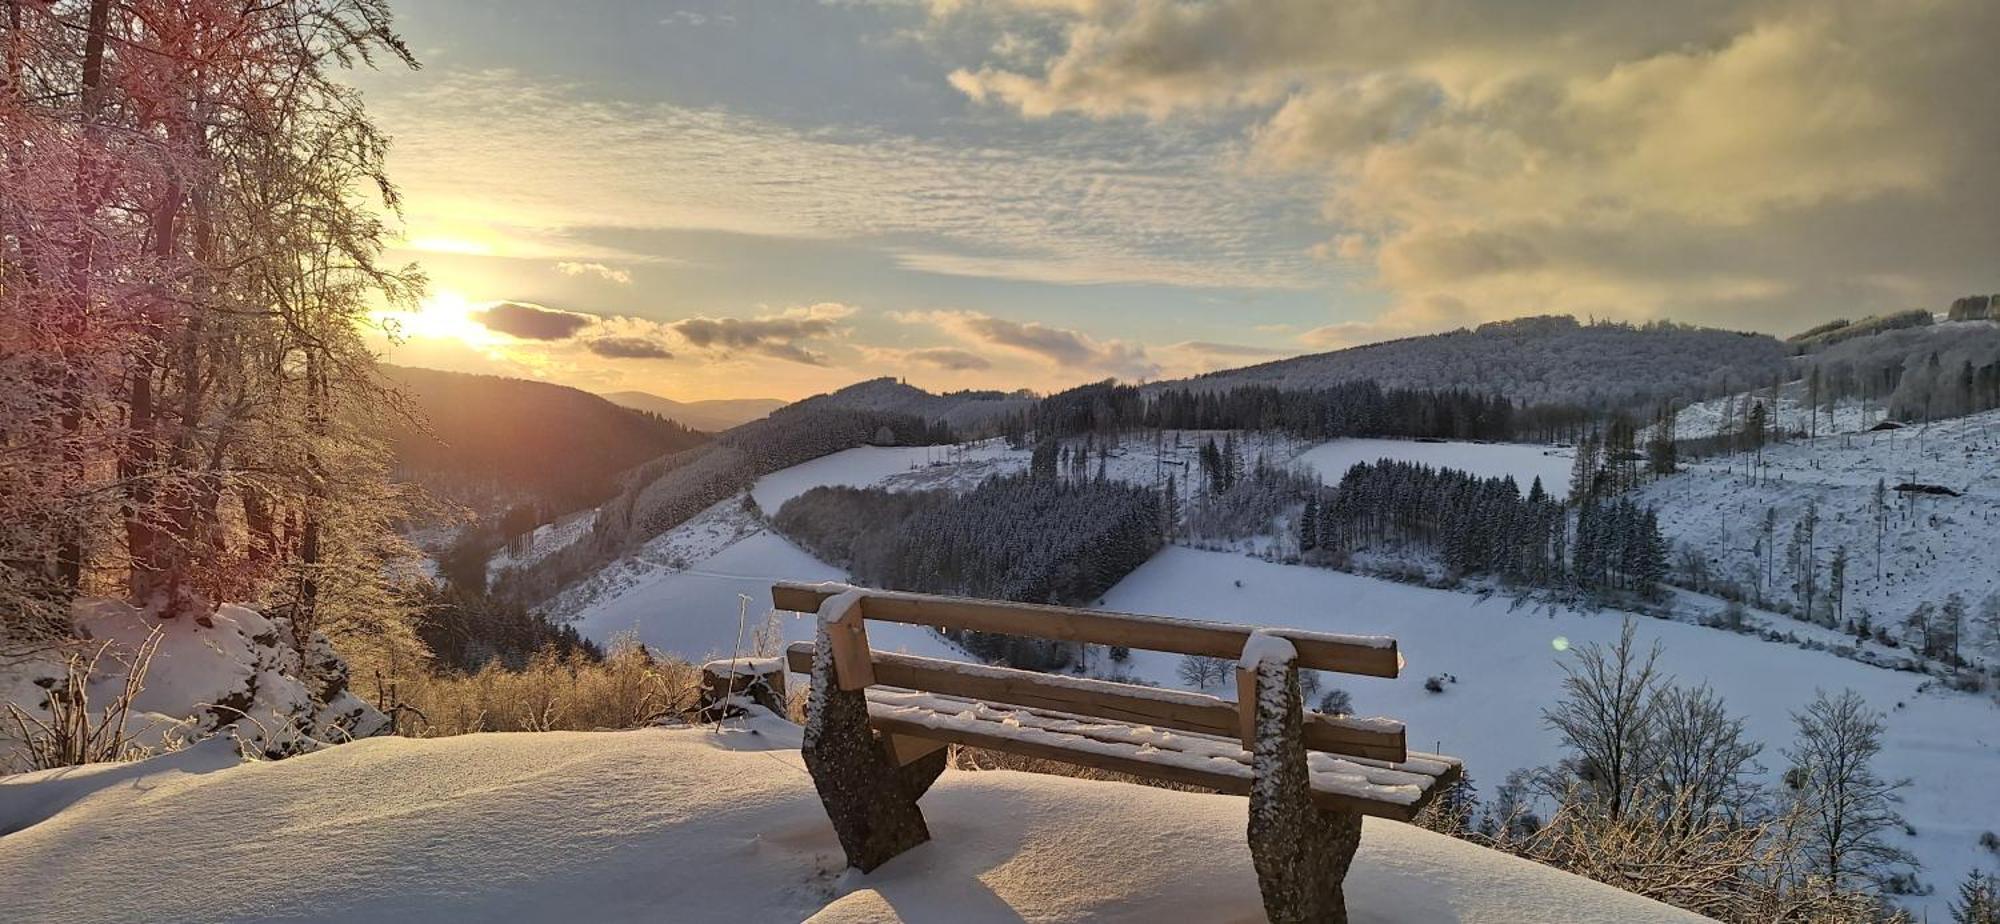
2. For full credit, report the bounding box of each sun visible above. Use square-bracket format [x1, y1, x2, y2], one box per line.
[373, 289, 502, 350]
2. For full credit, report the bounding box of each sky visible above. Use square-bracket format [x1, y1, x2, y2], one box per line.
[357, 0, 1999, 402]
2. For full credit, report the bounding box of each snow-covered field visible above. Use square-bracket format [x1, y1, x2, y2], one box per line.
[549, 431, 1997, 916]
[1299, 438, 1573, 495]
[0, 713, 1700, 923]
[1094, 547, 1996, 908]
[750, 441, 1025, 513]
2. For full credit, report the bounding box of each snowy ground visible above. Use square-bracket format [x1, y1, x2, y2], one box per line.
[1095, 547, 1998, 915]
[751, 440, 1027, 513]
[553, 432, 1998, 916]
[1298, 438, 1573, 495]
[1640, 406, 2000, 662]
[486, 507, 599, 583]
[0, 713, 1700, 923]
[1668, 385, 1886, 442]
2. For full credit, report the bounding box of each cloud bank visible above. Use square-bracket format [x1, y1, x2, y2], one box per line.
[938, 0, 2000, 335]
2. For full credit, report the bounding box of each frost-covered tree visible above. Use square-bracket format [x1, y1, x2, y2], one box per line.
[0, 0, 427, 664]
[1648, 684, 1763, 829]
[1782, 689, 1915, 893]
[1541, 619, 1667, 820]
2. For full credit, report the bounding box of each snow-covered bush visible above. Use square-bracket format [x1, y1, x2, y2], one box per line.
[2, 600, 387, 769]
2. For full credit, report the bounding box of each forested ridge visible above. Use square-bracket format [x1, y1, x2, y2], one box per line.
[383, 365, 706, 515]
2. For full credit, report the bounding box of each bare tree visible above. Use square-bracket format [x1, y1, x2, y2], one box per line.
[1650, 683, 1764, 830]
[1541, 618, 1667, 820]
[1782, 689, 1915, 893]
[1175, 653, 1229, 691]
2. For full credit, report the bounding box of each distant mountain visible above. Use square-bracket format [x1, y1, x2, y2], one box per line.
[1153, 315, 1792, 409]
[382, 365, 707, 513]
[599, 391, 785, 432]
[810, 377, 1033, 433]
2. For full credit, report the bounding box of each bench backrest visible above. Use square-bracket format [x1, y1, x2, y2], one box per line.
[772, 581, 1402, 677]
[772, 581, 1410, 763]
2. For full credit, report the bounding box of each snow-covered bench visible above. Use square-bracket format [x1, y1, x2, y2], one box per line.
[772, 581, 1462, 923]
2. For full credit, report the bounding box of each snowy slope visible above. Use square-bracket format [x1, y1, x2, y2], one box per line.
[1639, 407, 2000, 658]
[0, 714, 1701, 923]
[1299, 438, 1572, 495]
[749, 441, 1025, 513]
[1096, 547, 1998, 915]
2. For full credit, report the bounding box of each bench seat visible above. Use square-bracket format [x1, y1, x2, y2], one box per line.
[859, 687, 1462, 821]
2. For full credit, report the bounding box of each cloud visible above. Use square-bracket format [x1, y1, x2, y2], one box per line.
[934, 0, 2000, 333]
[669, 302, 855, 366]
[370, 69, 1325, 290]
[1298, 294, 1478, 350]
[585, 337, 674, 359]
[555, 261, 634, 284]
[902, 309, 1159, 379]
[473, 302, 596, 340]
[905, 347, 995, 370]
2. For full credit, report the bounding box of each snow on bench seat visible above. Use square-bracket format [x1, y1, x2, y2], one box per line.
[863, 688, 1461, 821]
[782, 641, 1408, 761]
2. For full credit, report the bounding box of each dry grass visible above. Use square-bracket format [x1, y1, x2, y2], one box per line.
[387, 638, 703, 737]
[3, 633, 160, 772]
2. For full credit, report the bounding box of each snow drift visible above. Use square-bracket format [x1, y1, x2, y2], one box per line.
[0, 712, 1701, 923]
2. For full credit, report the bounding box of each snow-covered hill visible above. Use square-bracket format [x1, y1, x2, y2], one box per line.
[1155, 315, 1789, 409]
[0, 713, 1700, 923]
[1640, 406, 2000, 663]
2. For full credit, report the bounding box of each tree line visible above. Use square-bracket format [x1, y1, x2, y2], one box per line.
[1300, 460, 1667, 597]
[1026, 379, 1600, 445]
[774, 471, 1160, 670]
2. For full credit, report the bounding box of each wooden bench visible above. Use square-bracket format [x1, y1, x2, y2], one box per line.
[773, 581, 1462, 923]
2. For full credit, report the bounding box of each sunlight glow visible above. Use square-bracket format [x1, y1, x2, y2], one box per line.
[373, 290, 503, 351]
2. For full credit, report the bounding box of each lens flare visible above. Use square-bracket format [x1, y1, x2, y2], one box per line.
[1551, 636, 1570, 652]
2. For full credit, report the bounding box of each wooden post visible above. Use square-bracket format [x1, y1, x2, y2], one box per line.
[824, 593, 876, 690]
[1235, 664, 1256, 752]
[1245, 646, 1362, 924]
[698, 657, 788, 721]
[801, 607, 943, 872]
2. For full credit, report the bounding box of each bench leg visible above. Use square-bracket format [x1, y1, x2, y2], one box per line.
[801, 623, 939, 872]
[1247, 661, 1362, 923]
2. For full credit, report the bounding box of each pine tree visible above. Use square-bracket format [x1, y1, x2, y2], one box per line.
[1954, 870, 2000, 924]
[1298, 491, 1321, 553]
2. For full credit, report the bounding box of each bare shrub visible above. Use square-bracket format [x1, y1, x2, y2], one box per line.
[392, 637, 700, 737]
[4, 632, 161, 771]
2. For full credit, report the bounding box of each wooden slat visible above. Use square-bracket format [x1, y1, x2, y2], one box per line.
[865, 709, 1436, 822]
[773, 582, 1399, 678]
[886, 734, 948, 767]
[823, 594, 874, 691]
[1235, 664, 1256, 752]
[783, 643, 1406, 762]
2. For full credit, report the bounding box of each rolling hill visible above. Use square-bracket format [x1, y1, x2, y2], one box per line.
[599, 390, 785, 432]
[1157, 315, 1792, 409]
[382, 365, 707, 513]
